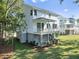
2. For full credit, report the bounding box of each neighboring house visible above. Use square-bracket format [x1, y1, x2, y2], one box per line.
[17, 4, 60, 46]
[64, 18, 76, 34]
[59, 18, 79, 35]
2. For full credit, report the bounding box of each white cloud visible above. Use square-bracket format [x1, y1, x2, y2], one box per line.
[40, 0, 47, 2]
[32, 0, 47, 3]
[32, 0, 37, 3]
[64, 9, 68, 12]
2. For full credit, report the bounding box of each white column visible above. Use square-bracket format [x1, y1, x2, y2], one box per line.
[40, 22, 42, 46]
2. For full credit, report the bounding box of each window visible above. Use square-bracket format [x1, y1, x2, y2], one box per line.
[30, 9, 37, 16]
[49, 14, 51, 17]
[42, 23, 44, 29]
[69, 20, 74, 23]
[47, 24, 51, 28]
[37, 23, 44, 31]
[53, 24, 57, 29]
[30, 10, 33, 16]
[34, 9, 37, 16]
[37, 23, 41, 28]
[64, 20, 67, 23]
[66, 25, 73, 28]
[60, 20, 62, 22]
[67, 25, 70, 28]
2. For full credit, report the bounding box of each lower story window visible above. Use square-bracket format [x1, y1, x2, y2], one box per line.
[53, 24, 57, 29]
[37, 23, 44, 31]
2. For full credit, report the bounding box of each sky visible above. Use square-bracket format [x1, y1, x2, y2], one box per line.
[24, 0, 79, 19]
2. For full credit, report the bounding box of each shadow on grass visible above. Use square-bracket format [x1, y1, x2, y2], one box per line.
[12, 39, 79, 59]
[0, 39, 14, 54]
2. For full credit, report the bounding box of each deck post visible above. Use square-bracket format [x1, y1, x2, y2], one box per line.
[40, 22, 42, 46]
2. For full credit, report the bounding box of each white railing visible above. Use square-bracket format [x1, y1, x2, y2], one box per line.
[32, 15, 50, 20]
[65, 26, 75, 30]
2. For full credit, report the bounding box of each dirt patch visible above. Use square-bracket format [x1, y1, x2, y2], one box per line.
[0, 45, 13, 59]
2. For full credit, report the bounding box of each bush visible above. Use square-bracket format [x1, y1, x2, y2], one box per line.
[52, 32, 59, 38]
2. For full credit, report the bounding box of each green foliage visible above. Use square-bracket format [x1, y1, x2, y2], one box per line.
[0, 0, 26, 32]
[11, 35, 79, 59]
[59, 0, 79, 4]
[52, 32, 59, 38]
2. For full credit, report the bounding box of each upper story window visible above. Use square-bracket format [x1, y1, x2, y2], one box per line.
[66, 25, 73, 28]
[34, 9, 37, 16]
[30, 10, 33, 16]
[69, 20, 74, 23]
[30, 9, 37, 16]
[49, 14, 51, 17]
[60, 20, 62, 22]
[53, 24, 57, 29]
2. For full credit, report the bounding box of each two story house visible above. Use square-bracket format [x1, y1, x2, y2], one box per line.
[17, 4, 79, 46]
[17, 4, 60, 46]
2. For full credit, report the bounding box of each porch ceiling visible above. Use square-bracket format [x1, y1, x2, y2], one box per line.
[33, 17, 56, 23]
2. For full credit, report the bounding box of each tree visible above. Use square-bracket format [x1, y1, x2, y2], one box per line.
[0, 0, 26, 39]
[59, 0, 79, 4]
[0, 0, 26, 50]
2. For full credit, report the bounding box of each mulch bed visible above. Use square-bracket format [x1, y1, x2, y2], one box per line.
[0, 45, 13, 59]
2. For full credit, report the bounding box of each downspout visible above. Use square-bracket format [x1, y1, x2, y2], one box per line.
[48, 21, 49, 44]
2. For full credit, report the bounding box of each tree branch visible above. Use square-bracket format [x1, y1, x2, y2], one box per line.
[5, 0, 18, 18]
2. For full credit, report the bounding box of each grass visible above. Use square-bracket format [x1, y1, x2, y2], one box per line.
[11, 35, 79, 59]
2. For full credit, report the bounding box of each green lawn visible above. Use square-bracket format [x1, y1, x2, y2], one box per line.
[11, 35, 79, 59]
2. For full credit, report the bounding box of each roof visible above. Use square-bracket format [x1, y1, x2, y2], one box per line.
[24, 4, 60, 17]
[33, 17, 56, 23]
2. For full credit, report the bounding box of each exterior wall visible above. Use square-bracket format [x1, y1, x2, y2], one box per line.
[24, 5, 34, 33]
[17, 31, 27, 43]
